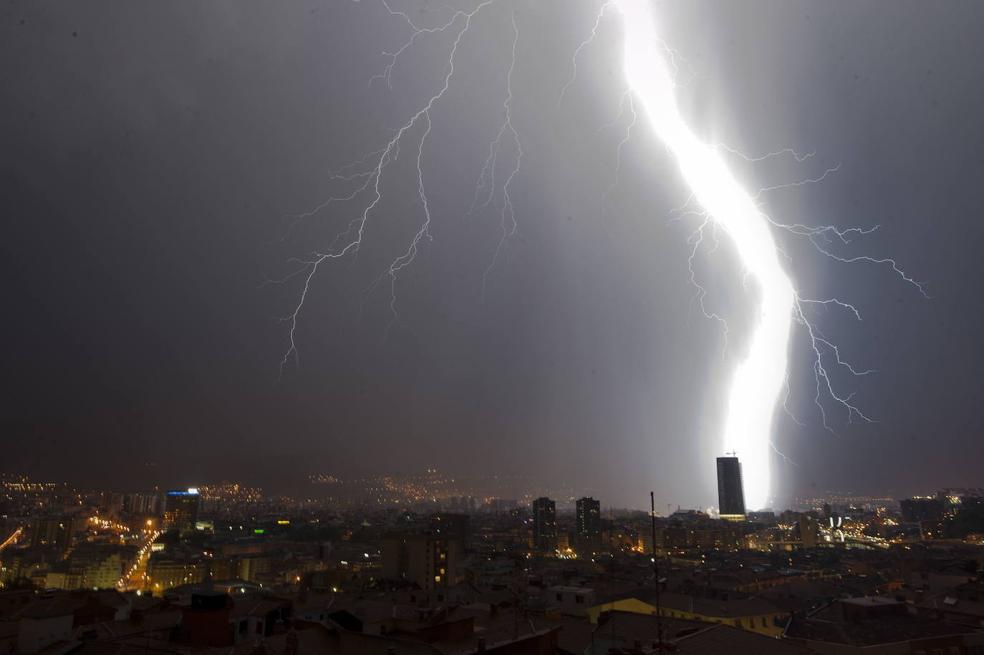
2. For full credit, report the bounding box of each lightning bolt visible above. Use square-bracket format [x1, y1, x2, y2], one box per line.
[273, 0, 924, 511]
[558, 1, 613, 106]
[469, 11, 523, 296]
[272, 0, 502, 373]
[602, 92, 637, 207]
[614, 0, 923, 508]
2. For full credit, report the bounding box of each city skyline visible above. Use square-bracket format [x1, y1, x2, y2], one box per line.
[2, 463, 983, 653]
[0, 466, 971, 517]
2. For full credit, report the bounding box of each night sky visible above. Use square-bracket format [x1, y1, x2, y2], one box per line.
[2, 0, 983, 509]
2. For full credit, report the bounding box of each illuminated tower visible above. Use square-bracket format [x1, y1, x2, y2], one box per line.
[716, 456, 746, 521]
[163, 488, 200, 535]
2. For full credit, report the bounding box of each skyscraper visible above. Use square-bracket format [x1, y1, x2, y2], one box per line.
[125, 491, 162, 516]
[31, 516, 74, 554]
[429, 512, 470, 547]
[163, 488, 200, 534]
[575, 497, 601, 553]
[716, 456, 746, 521]
[532, 497, 557, 552]
[380, 533, 461, 589]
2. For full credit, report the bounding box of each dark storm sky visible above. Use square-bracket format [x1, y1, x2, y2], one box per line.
[2, 0, 983, 509]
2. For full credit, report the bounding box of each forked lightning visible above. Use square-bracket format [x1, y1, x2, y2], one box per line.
[272, 0, 924, 510]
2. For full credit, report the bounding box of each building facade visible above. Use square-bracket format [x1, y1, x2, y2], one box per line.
[163, 489, 200, 534]
[532, 497, 557, 552]
[380, 533, 461, 589]
[30, 517, 74, 554]
[575, 497, 601, 553]
[716, 456, 746, 520]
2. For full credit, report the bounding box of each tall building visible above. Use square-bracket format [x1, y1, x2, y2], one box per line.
[900, 497, 944, 523]
[125, 492, 162, 516]
[429, 513, 470, 548]
[532, 497, 557, 552]
[575, 497, 601, 553]
[717, 456, 746, 521]
[163, 488, 200, 534]
[380, 533, 461, 589]
[798, 514, 820, 548]
[31, 516, 74, 554]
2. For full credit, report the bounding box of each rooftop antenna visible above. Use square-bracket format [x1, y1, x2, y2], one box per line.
[650, 491, 664, 652]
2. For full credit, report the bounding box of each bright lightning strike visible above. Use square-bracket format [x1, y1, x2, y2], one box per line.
[614, 0, 923, 508]
[274, 0, 924, 511]
[616, 0, 795, 509]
